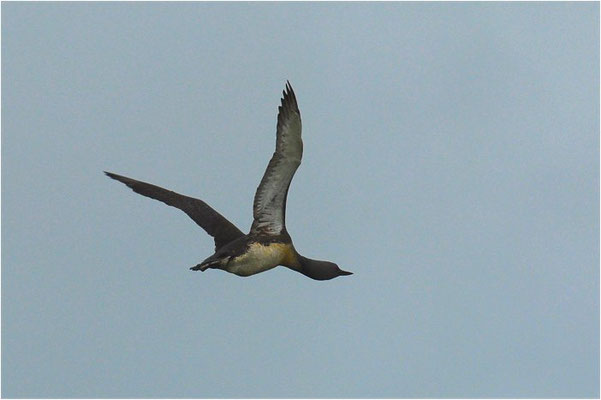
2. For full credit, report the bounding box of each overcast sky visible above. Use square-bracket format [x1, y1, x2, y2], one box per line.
[2, 2, 598, 398]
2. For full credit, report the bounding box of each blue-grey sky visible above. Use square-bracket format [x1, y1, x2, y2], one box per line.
[2, 2, 598, 398]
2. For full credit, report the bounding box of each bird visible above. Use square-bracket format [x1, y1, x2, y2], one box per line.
[105, 81, 352, 280]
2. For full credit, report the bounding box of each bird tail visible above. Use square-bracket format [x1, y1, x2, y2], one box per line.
[190, 257, 225, 272]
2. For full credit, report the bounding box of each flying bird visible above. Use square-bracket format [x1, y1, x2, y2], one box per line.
[105, 82, 352, 280]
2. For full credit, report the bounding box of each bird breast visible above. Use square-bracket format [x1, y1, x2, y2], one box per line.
[225, 242, 297, 276]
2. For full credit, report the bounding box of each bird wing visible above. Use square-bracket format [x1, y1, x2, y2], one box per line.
[251, 82, 303, 236]
[105, 172, 245, 251]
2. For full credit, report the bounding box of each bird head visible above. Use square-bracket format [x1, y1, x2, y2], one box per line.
[298, 256, 353, 281]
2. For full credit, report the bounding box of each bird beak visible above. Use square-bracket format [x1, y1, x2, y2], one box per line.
[339, 270, 353, 276]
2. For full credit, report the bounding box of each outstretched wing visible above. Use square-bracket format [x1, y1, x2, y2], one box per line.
[105, 172, 245, 250]
[251, 82, 303, 236]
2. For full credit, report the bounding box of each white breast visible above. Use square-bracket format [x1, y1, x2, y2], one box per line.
[225, 242, 288, 277]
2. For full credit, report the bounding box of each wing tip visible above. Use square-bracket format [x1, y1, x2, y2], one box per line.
[104, 171, 136, 189]
[281, 80, 298, 112]
[104, 170, 120, 180]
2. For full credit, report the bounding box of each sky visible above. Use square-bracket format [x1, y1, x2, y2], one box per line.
[2, 2, 599, 398]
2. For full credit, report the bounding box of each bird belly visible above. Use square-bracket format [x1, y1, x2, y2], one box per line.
[225, 242, 294, 277]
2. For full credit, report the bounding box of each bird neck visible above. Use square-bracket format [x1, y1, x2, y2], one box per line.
[297, 255, 333, 280]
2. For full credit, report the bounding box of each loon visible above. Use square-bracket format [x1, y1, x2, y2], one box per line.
[105, 82, 352, 280]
